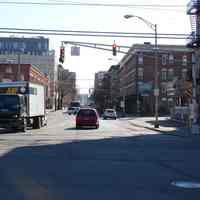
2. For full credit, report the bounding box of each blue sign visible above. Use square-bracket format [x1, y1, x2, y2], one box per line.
[138, 81, 153, 95]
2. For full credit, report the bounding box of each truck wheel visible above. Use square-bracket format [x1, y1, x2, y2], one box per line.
[19, 118, 27, 132]
[33, 117, 41, 129]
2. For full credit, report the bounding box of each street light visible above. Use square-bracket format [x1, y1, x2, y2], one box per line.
[124, 14, 159, 128]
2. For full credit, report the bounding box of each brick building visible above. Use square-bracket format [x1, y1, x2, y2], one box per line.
[0, 63, 48, 85]
[57, 65, 76, 109]
[119, 43, 193, 115]
[108, 65, 120, 109]
[0, 63, 49, 106]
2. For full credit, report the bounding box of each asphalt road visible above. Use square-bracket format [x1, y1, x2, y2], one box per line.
[0, 110, 200, 200]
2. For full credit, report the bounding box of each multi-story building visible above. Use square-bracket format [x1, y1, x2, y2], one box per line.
[0, 36, 56, 109]
[0, 36, 49, 55]
[94, 71, 107, 90]
[57, 65, 76, 108]
[94, 71, 110, 113]
[119, 43, 193, 115]
[0, 63, 48, 85]
[107, 65, 120, 109]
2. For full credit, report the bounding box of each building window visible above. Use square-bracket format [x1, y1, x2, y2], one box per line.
[22, 42, 26, 49]
[169, 54, 174, 64]
[161, 86, 167, 96]
[138, 53, 143, 65]
[138, 68, 144, 80]
[168, 69, 174, 81]
[161, 68, 167, 81]
[182, 55, 187, 66]
[20, 74, 25, 81]
[6, 67, 12, 74]
[13, 42, 18, 49]
[162, 54, 168, 65]
[38, 43, 41, 49]
[182, 68, 188, 80]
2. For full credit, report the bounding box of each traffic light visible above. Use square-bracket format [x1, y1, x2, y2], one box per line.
[59, 46, 65, 63]
[112, 43, 117, 56]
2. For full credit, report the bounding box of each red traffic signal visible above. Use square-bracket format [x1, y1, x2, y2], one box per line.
[59, 46, 65, 63]
[112, 43, 117, 56]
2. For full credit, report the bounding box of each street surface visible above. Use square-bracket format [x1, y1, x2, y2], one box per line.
[0, 110, 199, 199]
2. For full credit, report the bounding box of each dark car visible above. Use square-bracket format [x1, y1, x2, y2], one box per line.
[76, 108, 99, 129]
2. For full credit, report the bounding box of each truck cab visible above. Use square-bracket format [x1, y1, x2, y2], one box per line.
[0, 94, 27, 132]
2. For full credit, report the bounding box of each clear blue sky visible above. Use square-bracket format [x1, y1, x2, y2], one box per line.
[0, 0, 190, 93]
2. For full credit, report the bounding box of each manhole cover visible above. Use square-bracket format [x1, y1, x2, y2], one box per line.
[171, 181, 200, 189]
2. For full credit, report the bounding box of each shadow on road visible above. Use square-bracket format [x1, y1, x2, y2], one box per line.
[0, 133, 200, 200]
[0, 129, 17, 134]
[146, 119, 185, 128]
[64, 127, 98, 131]
[0, 127, 33, 135]
[145, 119, 190, 136]
[64, 127, 77, 131]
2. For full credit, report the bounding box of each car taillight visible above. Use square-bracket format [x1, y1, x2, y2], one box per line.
[76, 116, 81, 123]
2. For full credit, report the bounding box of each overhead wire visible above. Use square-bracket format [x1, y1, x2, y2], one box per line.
[0, 1, 186, 8]
[0, 28, 190, 39]
[0, 27, 189, 36]
[0, 1, 185, 12]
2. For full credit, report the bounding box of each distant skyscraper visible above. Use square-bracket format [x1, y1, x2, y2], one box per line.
[0, 36, 49, 55]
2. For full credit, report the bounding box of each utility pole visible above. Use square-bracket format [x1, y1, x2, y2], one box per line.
[17, 52, 21, 81]
[123, 94, 126, 113]
[136, 60, 140, 115]
[154, 24, 159, 128]
[190, 51, 199, 134]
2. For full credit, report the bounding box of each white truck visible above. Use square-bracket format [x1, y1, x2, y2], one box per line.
[0, 81, 47, 132]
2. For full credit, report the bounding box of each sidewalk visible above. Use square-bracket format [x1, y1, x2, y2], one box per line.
[126, 116, 197, 137]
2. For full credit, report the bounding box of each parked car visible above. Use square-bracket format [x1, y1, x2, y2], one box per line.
[74, 107, 80, 115]
[76, 108, 99, 129]
[67, 107, 76, 115]
[103, 109, 117, 120]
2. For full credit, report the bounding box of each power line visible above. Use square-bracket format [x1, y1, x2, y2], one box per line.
[0, 27, 189, 36]
[0, 30, 189, 40]
[0, 1, 186, 8]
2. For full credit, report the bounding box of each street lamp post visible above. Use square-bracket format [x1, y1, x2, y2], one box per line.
[17, 52, 21, 81]
[124, 14, 159, 128]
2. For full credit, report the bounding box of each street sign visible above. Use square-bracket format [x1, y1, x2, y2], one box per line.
[138, 81, 153, 95]
[71, 46, 80, 56]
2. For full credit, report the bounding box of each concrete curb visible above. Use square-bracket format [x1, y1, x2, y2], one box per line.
[128, 121, 189, 138]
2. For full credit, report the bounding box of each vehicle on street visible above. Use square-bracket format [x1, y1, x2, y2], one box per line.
[76, 108, 99, 129]
[74, 107, 80, 115]
[67, 107, 76, 115]
[70, 101, 81, 108]
[68, 100, 81, 115]
[103, 109, 117, 120]
[0, 81, 47, 132]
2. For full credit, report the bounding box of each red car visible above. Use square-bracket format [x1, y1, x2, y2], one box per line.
[76, 108, 99, 129]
